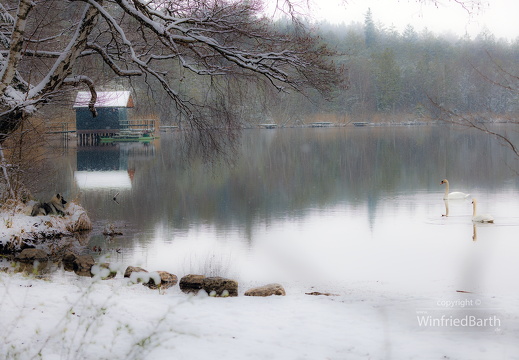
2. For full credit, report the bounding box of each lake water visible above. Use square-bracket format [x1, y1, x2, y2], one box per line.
[52, 124, 519, 294]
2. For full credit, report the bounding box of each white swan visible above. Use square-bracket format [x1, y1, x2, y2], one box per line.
[440, 179, 470, 200]
[472, 198, 494, 223]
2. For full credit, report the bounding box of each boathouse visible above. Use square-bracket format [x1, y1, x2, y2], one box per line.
[74, 91, 134, 144]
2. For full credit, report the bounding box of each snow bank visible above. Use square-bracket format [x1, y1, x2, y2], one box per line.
[0, 201, 92, 252]
[0, 270, 517, 360]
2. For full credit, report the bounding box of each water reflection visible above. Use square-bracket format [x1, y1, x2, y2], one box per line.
[48, 125, 519, 293]
[73, 143, 156, 191]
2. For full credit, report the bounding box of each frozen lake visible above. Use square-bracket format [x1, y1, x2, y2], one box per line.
[52, 124, 519, 294]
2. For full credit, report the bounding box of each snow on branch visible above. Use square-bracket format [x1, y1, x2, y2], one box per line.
[0, 0, 33, 96]
[0, 3, 15, 25]
[63, 75, 97, 117]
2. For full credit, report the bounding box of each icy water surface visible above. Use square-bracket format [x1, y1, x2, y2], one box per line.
[51, 125, 519, 293]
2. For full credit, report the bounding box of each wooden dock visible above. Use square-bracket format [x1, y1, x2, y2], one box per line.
[310, 122, 333, 127]
[160, 125, 179, 132]
[258, 124, 278, 129]
[77, 119, 157, 145]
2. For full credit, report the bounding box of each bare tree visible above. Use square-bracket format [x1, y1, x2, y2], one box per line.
[431, 49, 519, 158]
[0, 0, 340, 146]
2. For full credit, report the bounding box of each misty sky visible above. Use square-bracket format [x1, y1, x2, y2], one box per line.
[312, 0, 518, 40]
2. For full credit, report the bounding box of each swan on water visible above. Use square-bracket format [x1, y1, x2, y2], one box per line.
[440, 179, 470, 200]
[472, 198, 494, 223]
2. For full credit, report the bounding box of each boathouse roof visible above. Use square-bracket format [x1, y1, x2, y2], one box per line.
[73, 91, 134, 108]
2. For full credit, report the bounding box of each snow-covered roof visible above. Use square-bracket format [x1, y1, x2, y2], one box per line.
[73, 91, 134, 108]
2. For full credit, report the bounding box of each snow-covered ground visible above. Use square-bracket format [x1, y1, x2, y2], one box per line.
[1, 268, 518, 360]
[0, 201, 91, 250]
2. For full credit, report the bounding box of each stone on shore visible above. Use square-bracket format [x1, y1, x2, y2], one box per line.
[179, 274, 206, 294]
[144, 271, 178, 290]
[202, 276, 238, 297]
[73, 254, 95, 276]
[62, 251, 77, 264]
[15, 248, 49, 262]
[62, 251, 77, 271]
[124, 266, 148, 278]
[244, 283, 286, 297]
[93, 263, 117, 279]
[65, 205, 93, 232]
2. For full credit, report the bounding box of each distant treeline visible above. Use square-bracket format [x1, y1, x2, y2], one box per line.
[307, 10, 519, 121]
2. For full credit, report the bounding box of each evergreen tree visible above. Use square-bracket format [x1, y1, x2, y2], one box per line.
[373, 49, 401, 112]
[364, 8, 377, 48]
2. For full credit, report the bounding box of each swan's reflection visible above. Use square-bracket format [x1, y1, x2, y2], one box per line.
[472, 223, 477, 241]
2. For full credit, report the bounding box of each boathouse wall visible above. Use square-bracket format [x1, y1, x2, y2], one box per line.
[75, 107, 128, 131]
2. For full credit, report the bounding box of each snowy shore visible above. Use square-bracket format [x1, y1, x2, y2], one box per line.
[1, 268, 518, 360]
[0, 201, 92, 253]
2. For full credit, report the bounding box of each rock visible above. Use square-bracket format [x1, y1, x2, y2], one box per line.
[124, 266, 149, 284]
[102, 224, 123, 236]
[73, 254, 95, 277]
[16, 248, 48, 262]
[144, 271, 178, 290]
[74, 254, 95, 270]
[202, 276, 238, 297]
[94, 263, 117, 279]
[62, 251, 77, 271]
[62, 251, 77, 264]
[244, 283, 286, 297]
[65, 205, 93, 232]
[15, 261, 49, 274]
[124, 266, 148, 278]
[179, 274, 206, 294]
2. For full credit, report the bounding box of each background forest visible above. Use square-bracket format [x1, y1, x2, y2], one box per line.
[294, 9, 519, 125]
[312, 10, 519, 122]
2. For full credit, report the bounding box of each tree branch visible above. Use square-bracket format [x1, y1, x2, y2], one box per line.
[63, 75, 97, 117]
[85, 42, 142, 76]
[0, 0, 33, 96]
[28, 3, 99, 99]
